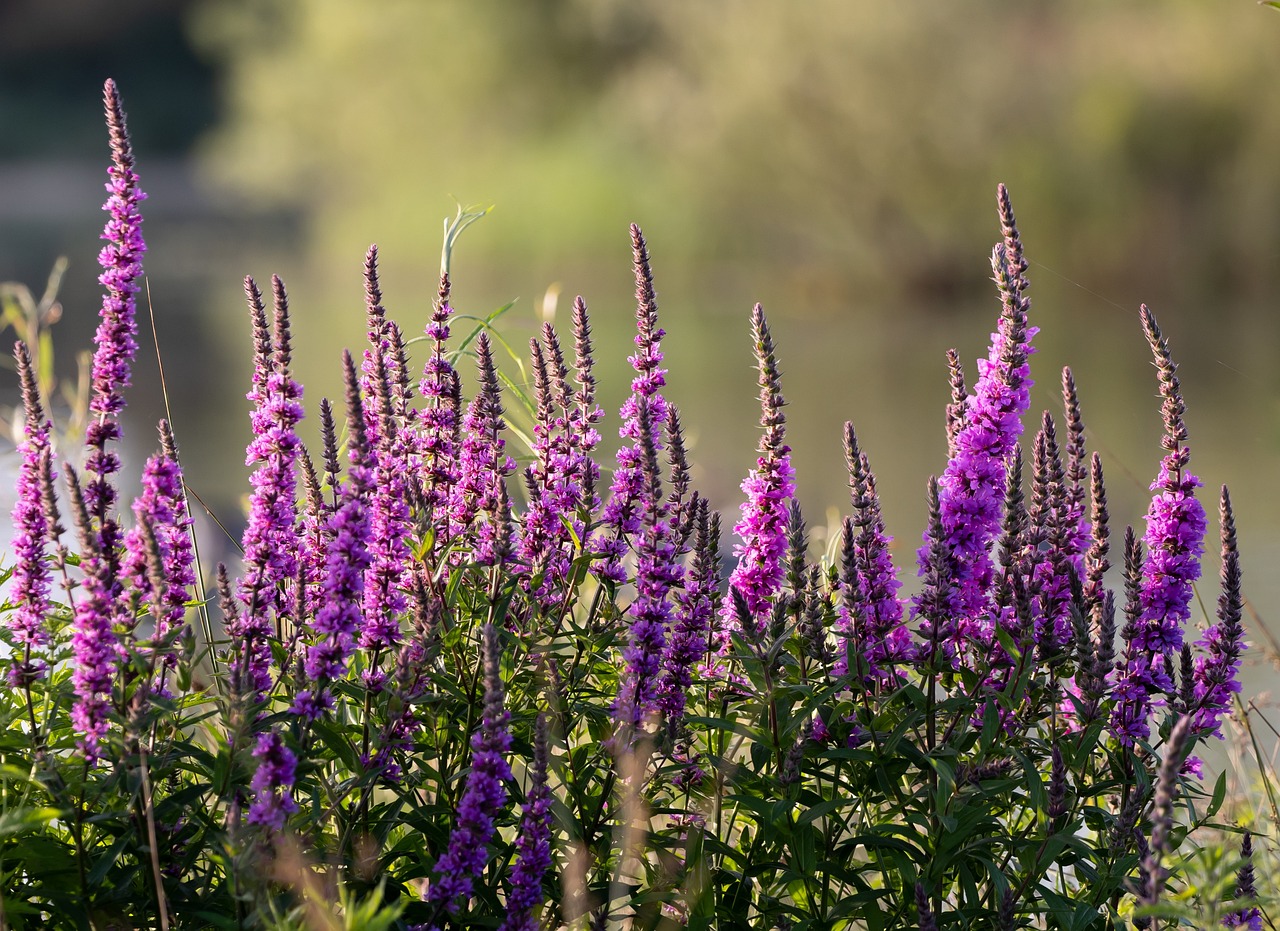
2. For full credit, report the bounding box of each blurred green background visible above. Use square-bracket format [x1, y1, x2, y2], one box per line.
[4, 1, 1280, 682]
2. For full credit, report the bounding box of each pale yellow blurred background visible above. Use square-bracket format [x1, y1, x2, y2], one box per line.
[3, 1, 1280, 703]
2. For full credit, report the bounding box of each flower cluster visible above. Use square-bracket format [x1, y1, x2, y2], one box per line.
[0, 87, 1255, 929]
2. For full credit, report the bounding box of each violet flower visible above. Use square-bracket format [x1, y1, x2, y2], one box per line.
[1061, 367, 1091, 561]
[84, 79, 146, 526]
[453, 332, 516, 567]
[594, 225, 670, 584]
[1191, 486, 1245, 737]
[360, 251, 413, 649]
[1024, 411, 1073, 659]
[569, 296, 604, 511]
[1111, 526, 1152, 746]
[428, 623, 512, 911]
[915, 477, 959, 671]
[7, 342, 55, 684]
[837, 423, 911, 679]
[1113, 308, 1206, 745]
[518, 336, 572, 606]
[500, 714, 553, 931]
[1136, 306, 1205, 656]
[66, 465, 118, 763]
[246, 728, 299, 832]
[416, 271, 461, 532]
[919, 185, 1036, 643]
[234, 277, 304, 699]
[1223, 830, 1261, 931]
[657, 500, 719, 724]
[614, 396, 681, 743]
[121, 421, 196, 678]
[722, 304, 795, 639]
[293, 352, 373, 719]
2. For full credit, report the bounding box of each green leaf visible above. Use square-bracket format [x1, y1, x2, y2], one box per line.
[0, 806, 61, 838]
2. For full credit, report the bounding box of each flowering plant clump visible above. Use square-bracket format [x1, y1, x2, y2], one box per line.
[0, 80, 1264, 930]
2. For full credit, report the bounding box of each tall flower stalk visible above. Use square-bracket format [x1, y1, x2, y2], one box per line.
[7, 342, 55, 686]
[233, 276, 304, 699]
[293, 352, 373, 719]
[84, 78, 146, 527]
[1112, 306, 1206, 746]
[722, 304, 794, 640]
[427, 623, 512, 912]
[920, 185, 1036, 647]
[595, 225, 670, 584]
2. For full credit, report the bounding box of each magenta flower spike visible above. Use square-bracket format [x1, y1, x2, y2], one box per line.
[7, 342, 56, 685]
[453, 331, 515, 567]
[84, 79, 146, 526]
[360, 250, 413, 649]
[293, 352, 374, 719]
[428, 623, 512, 911]
[1113, 307, 1206, 745]
[1222, 830, 1261, 931]
[614, 396, 681, 742]
[1191, 486, 1245, 737]
[246, 728, 299, 832]
[121, 421, 196, 679]
[915, 476, 960, 671]
[65, 465, 118, 763]
[658, 501, 720, 723]
[233, 277, 304, 698]
[416, 271, 461, 533]
[722, 304, 795, 639]
[594, 225, 670, 583]
[500, 714, 553, 931]
[838, 423, 911, 680]
[1136, 306, 1205, 655]
[919, 185, 1036, 645]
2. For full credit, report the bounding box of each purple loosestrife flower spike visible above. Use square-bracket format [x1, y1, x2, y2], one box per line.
[1223, 830, 1262, 930]
[915, 883, 939, 931]
[1061, 367, 1090, 560]
[723, 304, 795, 639]
[839, 423, 911, 679]
[294, 352, 374, 719]
[518, 337, 573, 607]
[919, 186, 1036, 640]
[428, 623, 513, 911]
[360, 252, 414, 647]
[614, 396, 681, 743]
[1192, 486, 1246, 737]
[945, 348, 967, 458]
[1142, 714, 1193, 913]
[121, 421, 196, 680]
[66, 464, 118, 763]
[595, 225, 671, 584]
[1026, 411, 1073, 659]
[84, 79, 146, 525]
[1115, 309, 1207, 745]
[658, 500, 720, 723]
[417, 271, 461, 533]
[1138, 306, 1206, 654]
[571, 295, 604, 503]
[360, 244, 394, 434]
[246, 728, 299, 832]
[915, 477, 959, 671]
[320, 397, 341, 500]
[233, 276, 304, 699]
[1083, 452, 1111, 619]
[8, 342, 55, 684]
[500, 713, 553, 931]
[453, 332, 515, 567]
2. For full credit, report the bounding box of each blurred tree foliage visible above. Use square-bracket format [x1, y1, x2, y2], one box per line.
[190, 0, 1280, 305]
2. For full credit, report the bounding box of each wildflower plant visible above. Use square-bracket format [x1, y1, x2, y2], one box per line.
[0, 81, 1264, 930]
